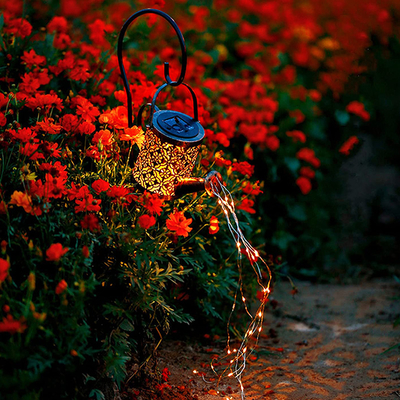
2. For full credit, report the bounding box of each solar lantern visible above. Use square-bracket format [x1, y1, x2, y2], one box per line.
[118, 9, 221, 199]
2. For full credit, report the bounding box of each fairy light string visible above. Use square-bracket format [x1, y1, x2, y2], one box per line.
[206, 174, 272, 399]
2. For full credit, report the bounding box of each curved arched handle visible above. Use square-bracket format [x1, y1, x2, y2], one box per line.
[117, 8, 187, 128]
[136, 103, 160, 129]
[150, 82, 199, 122]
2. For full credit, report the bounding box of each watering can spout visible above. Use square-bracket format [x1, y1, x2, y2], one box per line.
[174, 171, 223, 198]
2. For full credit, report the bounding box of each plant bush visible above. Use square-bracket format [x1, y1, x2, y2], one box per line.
[1, 0, 399, 398]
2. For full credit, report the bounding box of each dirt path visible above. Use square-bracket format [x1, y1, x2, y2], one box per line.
[158, 280, 400, 400]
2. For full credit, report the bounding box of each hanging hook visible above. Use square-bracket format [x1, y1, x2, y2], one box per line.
[149, 82, 199, 122]
[117, 8, 188, 127]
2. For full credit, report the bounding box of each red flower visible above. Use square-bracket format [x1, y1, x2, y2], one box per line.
[10, 127, 36, 143]
[296, 148, 321, 168]
[0, 259, 10, 283]
[0, 314, 27, 334]
[55, 279, 68, 295]
[296, 176, 312, 195]
[286, 130, 306, 143]
[142, 192, 165, 216]
[138, 214, 156, 230]
[21, 49, 46, 68]
[232, 161, 254, 177]
[299, 166, 315, 179]
[242, 181, 263, 196]
[82, 246, 90, 258]
[47, 16, 68, 33]
[265, 135, 280, 151]
[289, 109, 306, 124]
[46, 243, 69, 262]
[92, 179, 110, 194]
[166, 211, 193, 237]
[209, 216, 219, 234]
[346, 101, 370, 121]
[92, 129, 113, 147]
[6, 18, 32, 39]
[244, 144, 254, 160]
[237, 198, 256, 214]
[75, 97, 100, 122]
[339, 136, 359, 156]
[25, 93, 63, 112]
[75, 193, 101, 213]
[161, 367, 170, 382]
[81, 214, 101, 233]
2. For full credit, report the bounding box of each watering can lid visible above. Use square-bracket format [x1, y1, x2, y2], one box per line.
[152, 110, 204, 145]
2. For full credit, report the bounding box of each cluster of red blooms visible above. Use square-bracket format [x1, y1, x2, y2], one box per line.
[0, 0, 394, 342]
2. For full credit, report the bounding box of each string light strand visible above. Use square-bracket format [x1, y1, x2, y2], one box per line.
[206, 174, 272, 400]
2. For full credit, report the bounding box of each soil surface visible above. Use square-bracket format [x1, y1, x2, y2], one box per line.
[151, 280, 400, 400]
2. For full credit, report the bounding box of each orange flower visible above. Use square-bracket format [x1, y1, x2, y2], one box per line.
[99, 112, 114, 125]
[46, 243, 69, 262]
[82, 246, 90, 258]
[166, 211, 193, 237]
[9, 191, 42, 215]
[9, 191, 32, 213]
[0, 258, 10, 283]
[209, 216, 219, 234]
[55, 279, 68, 294]
[120, 126, 145, 148]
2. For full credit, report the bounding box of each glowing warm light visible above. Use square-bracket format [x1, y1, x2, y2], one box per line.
[204, 173, 272, 400]
[133, 128, 201, 198]
[192, 369, 198, 374]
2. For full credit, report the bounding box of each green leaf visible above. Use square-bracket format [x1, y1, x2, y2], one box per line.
[335, 110, 350, 126]
[284, 157, 300, 175]
[89, 389, 105, 400]
[120, 319, 135, 332]
[380, 342, 400, 355]
[271, 231, 296, 251]
[287, 203, 307, 221]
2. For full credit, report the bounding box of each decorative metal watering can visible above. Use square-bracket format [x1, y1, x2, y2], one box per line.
[117, 8, 221, 199]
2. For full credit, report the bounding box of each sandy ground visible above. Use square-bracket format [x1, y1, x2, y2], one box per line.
[158, 280, 400, 400]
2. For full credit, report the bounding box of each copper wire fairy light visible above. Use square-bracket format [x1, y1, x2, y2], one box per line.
[118, 9, 272, 398]
[206, 174, 272, 399]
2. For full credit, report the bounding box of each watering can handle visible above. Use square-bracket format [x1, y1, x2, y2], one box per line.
[117, 8, 187, 128]
[136, 103, 160, 130]
[150, 82, 199, 122]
